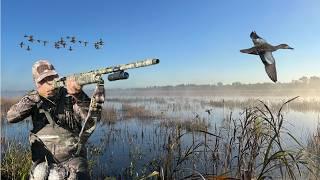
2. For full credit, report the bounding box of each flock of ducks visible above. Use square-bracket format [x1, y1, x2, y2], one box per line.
[19, 31, 293, 83]
[19, 35, 104, 51]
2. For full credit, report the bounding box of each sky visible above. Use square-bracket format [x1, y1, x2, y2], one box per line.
[1, 0, 320, 90]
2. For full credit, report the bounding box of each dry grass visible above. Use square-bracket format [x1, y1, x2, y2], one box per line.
[200, 98, 320, 112]
[160, 117, 210, 132]
[155, 97, 309, 179]
[120, 103, 162, 120]
[306, 121, 320, 179]
[101, 106, 118, 124]
[107, 97, 167, 104]
[1, 140, 32, 180]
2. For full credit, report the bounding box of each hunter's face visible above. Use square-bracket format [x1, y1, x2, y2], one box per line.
[36, 75, 59, 98]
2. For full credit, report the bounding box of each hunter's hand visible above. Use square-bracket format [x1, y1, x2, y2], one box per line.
[93, 82, 105, 103]
[66, 77, 82, 95]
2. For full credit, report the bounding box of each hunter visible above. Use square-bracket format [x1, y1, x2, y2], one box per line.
[6, 60, 105, 179]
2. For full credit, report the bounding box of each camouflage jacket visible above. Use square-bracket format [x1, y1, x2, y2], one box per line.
[6, 88, 96, 162]
[7, 88, 91, 133]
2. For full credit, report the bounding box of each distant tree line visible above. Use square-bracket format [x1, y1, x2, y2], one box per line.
[2, 76, 319, 98]
[142, 76, 320, 91]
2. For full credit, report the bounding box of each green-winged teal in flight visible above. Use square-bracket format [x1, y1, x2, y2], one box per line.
[240, 31, 293, 82]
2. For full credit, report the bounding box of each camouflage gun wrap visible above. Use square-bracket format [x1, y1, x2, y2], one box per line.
[52, 58, 160, 88]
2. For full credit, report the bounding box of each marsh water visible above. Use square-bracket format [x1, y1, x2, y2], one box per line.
[1, 94, 319, 178]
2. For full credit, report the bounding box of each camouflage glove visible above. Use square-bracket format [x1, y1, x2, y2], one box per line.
[28, 91, 41, 104]
[92, 80, 105, 104]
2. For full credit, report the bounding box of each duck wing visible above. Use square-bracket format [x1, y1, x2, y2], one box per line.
[250, 31, 268, 46]
[240, 47, 259, 55]
[259, 52, 277, 82]
[260, 51, 275, 64]
[264, 62, 277, 82]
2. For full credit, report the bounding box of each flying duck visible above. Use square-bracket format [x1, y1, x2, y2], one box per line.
[240, 31, 293, 82]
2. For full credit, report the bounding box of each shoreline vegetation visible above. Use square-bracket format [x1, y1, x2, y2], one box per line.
[1, 96, 320, 179]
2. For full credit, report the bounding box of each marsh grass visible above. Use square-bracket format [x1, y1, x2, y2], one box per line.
[200, 98, 320, 112]
[306, 121, 320, 179]
[1, 97, 31, 179]
[101, 106, 118, 124]
[1, 139, 32, 180]
[160, 116, 210, 132]
[153, 96, 310, 179]
[100, 103, 165, 125]
[120, 103, 162, 120]
[107, 97, 167, 104]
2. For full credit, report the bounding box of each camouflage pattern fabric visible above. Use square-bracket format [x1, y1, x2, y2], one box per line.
[32, 60, 58, 83]
[7, 88, 91, 136]
[53, 58, 159, 88]
[6, 86, 103, 179]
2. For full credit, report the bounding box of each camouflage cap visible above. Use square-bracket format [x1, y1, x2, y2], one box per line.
[32, 60, 58, 83]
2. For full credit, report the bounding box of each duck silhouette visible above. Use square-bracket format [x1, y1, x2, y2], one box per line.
[240, 31, 293, 82]
[54, 42, 60, 49]
[70, 36, 76, 43]
[43, 41, 48, 46]
[19, 42, 24, 48]
[58, 37, 65, 45]
[205, 109, 213, 115]
[27, 35, 34, 43]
